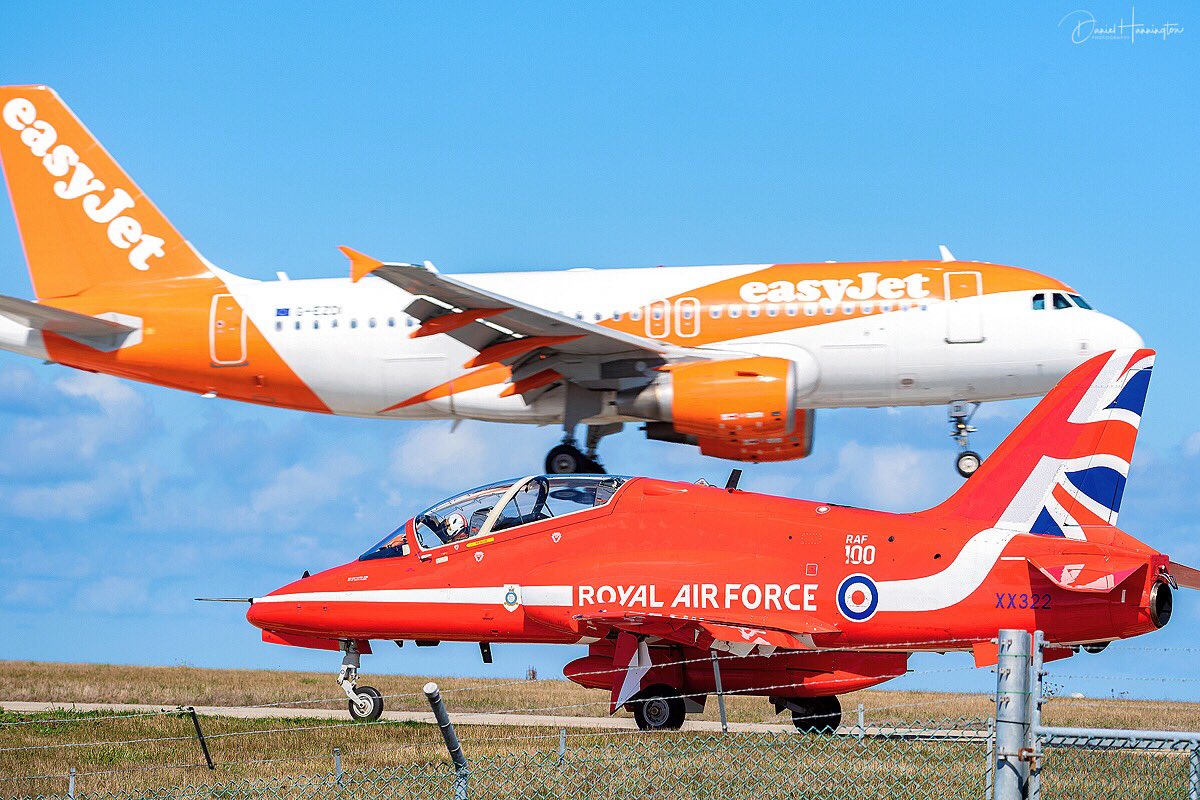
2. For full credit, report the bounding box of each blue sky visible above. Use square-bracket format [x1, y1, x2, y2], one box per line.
[1, 3, 1197, 703]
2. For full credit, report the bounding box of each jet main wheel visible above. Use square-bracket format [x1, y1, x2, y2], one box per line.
[545, 444, 605, 474]
[348, 685, 384, 722]
[956, 450, 983, 479]
[790, 695, 842, 734]
[630, 686, 686, 731]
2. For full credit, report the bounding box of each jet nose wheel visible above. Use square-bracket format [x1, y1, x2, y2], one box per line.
[545, 444, 605, 474]
[956, 450, 982, 479]
[348, 685, 384, 722]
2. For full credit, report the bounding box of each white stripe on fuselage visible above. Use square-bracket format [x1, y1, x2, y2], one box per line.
[875, 528, 1020, 613]
[257, 586, 575, 606]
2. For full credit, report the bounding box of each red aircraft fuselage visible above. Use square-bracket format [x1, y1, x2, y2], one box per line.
[243, 350, 1191, 729]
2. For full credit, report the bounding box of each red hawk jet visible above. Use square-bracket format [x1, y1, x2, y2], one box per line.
[238, 348, 1195, 730]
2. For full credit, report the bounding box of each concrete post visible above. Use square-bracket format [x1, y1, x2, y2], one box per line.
[425, 682, 468, 800]
[994, 629, 1032, 800]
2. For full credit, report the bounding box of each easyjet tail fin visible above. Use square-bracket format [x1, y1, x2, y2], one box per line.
[0, 85, 211, 299]
[927, 349, 1154, 539]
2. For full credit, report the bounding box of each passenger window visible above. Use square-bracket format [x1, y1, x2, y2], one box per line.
[294, 320, 301, 330]
[1032, 294, 1045, 310]
[332, 319, 338, 328]
[275, 321, 282, 331]
[388, 317, 396, 327]
[613, 312, 622, 321]
[1053, 293, 1072, 310]
[369, 318, 377, 328]
[709, 307, 723, 319]
[766, 306, 778, 317]
[351, 319, 358, 329]
[729, 306, 742, 319]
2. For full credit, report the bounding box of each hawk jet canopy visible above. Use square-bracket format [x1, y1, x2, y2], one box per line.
[359, 474, 630, 560]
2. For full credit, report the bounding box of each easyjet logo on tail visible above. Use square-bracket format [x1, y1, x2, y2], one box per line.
[739, 272, 932, 304]
[3, 97, 165, 271]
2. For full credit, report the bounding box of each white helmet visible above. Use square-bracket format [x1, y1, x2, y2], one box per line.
[444, 512, 468, 539]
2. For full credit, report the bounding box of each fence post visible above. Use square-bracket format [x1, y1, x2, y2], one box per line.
[334, 747, 343, 784]
[857, 703, 865, 742]
[186, 707, 215, 770]
[994, 629, 1032, 800]
[558, 728, 566, 764]
[1028, 631, 1045, 800]
[985, 717, 996, 796]
[425, 682, 468, 800]
[711, 652, 728, 734]
[1189, 747, 1199, 800]
[68, 767, 75, 800]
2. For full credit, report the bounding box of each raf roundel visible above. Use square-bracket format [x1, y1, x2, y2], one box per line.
[837, 573, 879, 622]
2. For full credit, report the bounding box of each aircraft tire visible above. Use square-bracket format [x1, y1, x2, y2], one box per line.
[348, 685, 384, 722]
[790, 695, 842, 734]
[630, 686, 686, 731]
[956, 450, 983, 479]
[546, 444, 586, 474]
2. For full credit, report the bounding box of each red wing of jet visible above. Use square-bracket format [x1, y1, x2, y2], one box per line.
[1025, 554, 1146, 593]
[575, 609, 838, 655]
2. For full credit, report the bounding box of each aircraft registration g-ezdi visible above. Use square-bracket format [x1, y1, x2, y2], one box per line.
[0, 85, 1142, 476]
[240, 348, 1198, 731]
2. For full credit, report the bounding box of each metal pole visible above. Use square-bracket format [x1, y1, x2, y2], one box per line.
[857, 703, 865, 742]
[68, 767, 75, 800]
[985, 717, 996, 796]
[334, 747, 342, 784]
[425, 682, 468, 800]
[1189, 748, 1198, 800]
[993, 629, 1031, 800]
[558, 728, 566, 764]
[186, 707, 215, 770]
[711, 651, 728, 734]
[1028, 631, 1045, 800]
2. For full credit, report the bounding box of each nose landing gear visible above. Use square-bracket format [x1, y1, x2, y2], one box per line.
[949, 401, 983, 479]
[337, 642, 383, 722]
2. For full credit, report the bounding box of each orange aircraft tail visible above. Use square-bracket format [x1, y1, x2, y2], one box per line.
[0, 85, 211, 300]
[927, 348, 1154, 537]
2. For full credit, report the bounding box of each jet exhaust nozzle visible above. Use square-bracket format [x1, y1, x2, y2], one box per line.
[1150, 580, 1173, 629]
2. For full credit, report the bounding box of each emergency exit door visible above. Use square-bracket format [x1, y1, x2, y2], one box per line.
[209, 293, 248, 365]
[944, 271, 984, 343]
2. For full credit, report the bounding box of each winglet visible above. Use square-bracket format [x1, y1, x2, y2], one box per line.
[339, 246, 385, 283]
[938, 244, 956, 262]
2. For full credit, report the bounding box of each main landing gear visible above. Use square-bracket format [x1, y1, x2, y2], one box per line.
[949, 401, 983, 479]
[628, 685, 687, 731]
[338, 642, 383, 722]
[773, 695, 843, 733]
[545, 424, 622, 474]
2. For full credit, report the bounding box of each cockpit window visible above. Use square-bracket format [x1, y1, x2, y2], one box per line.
[1069, 294, 1093, 310]
[358, 525, 410, 561]
[391, 475, 629, 554]
[1032, 293, 1045, 311]
[1052, 292, 1072, 310]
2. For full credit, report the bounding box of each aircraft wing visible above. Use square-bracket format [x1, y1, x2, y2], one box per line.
[341, 247, 716, 395]
[573, 609, 839, 657]
[0, 295, 135, 338]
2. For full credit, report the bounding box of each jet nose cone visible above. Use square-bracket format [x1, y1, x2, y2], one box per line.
[1094, 315, 1144, 353]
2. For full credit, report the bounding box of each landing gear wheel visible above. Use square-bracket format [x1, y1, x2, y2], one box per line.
[348, 685, 384, 722]
[790, 696, 842, 734]
[546, 444, 586, 474]
[956, 450, 982, 479]
[630, 686, 686, 731]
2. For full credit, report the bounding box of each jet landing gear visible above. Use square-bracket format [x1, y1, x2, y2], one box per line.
[949, 401, 983, 479]
[337, 642, 383, 722]
[628, 685, 686, 731]
[773, 695, 842, 733]
[545, 424, 621, 474]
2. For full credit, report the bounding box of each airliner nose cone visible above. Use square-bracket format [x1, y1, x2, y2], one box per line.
[1095, 315, 1144, 352]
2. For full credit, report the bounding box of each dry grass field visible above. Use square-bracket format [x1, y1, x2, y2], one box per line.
[1, 660, 1197, 798]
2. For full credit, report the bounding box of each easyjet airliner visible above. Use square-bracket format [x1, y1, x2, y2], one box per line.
[0, 86, 1142, 476]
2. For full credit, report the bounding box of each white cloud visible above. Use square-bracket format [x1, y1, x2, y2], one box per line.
[1184, 432, 1200, 457]
[813, 441, 950, 511]
[72, 576, 150, 615]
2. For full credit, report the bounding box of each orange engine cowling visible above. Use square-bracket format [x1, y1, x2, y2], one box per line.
[619, 356, 817, 463]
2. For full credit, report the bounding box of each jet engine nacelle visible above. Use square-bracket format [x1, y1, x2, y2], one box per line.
[619, 356, 817, 463]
